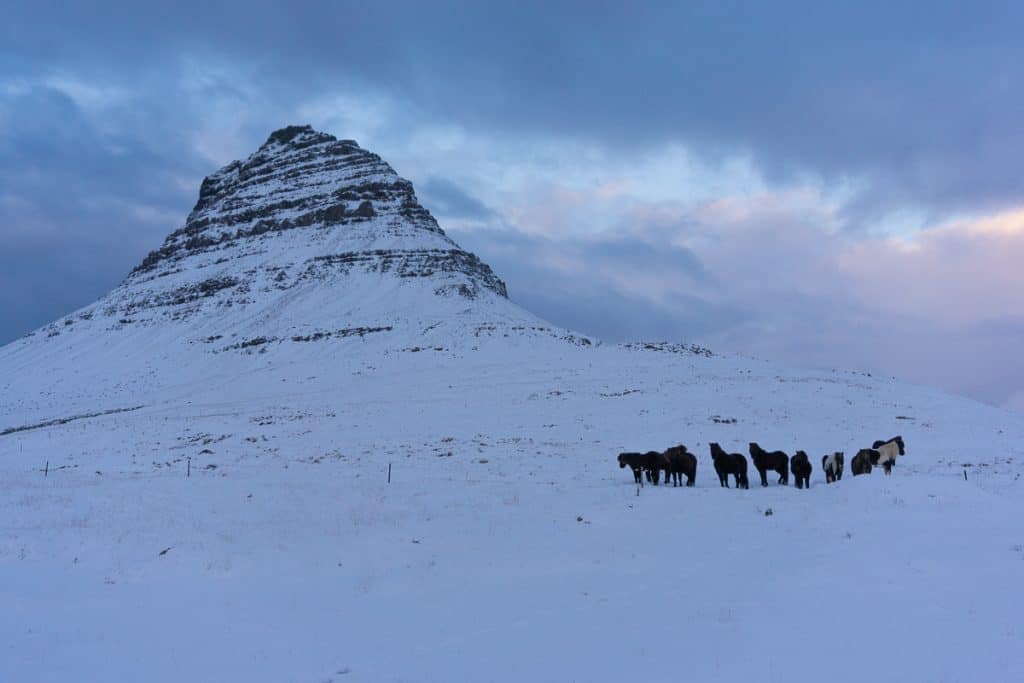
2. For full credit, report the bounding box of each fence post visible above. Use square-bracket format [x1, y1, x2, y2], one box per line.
[44, 460, 49, 477]
[388, 463, 392, 484]
[187, 457, 191, 478]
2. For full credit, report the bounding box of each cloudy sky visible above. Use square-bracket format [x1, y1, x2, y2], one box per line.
[3, 2, 1024, 410]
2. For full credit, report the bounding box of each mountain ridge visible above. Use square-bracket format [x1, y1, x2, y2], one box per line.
[13, 126, 541, 348]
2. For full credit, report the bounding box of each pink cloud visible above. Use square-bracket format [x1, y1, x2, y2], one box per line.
[494, 183, 1024, 409]
[467, 165, 1024, 408]
[839, 207, 1024, 325]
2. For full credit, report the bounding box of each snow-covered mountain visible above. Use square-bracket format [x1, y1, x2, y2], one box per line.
[3, 127, 1024, 682]
[0, 125, 588, 424]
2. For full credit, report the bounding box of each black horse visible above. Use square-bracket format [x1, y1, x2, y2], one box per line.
[790, 450, 812, 489]
[709, 442, 749, 489]
[643, 450, 670, 485]
[851, 448, 880, 476]
[749, 442, 790, 487]
[664, 445, 697, 487]
[617, 452, 647, 484]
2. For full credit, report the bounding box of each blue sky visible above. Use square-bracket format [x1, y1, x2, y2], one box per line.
[3, 1, 1024, 410]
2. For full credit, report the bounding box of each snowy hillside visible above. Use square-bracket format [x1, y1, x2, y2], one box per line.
[2, 127, 1023, 682]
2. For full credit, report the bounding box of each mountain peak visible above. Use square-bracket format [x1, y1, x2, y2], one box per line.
[14, 126, 545, 364]
[125, 126, 509, 301]
[264, 124, 326, 146]
[260, 124, 359, 152]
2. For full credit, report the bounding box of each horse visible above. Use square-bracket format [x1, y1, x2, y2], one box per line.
[790, 450, 812, 489]
[617, 452, 647, 484]
[871, 436, 906, 475]
[749, 442, 790, 486]
[851, 448, 880, 476]
[664, 445, 697, 487]
[709, 442, 749, 489]
[822, 452, 844, 483]
[643, 450, 670, 485]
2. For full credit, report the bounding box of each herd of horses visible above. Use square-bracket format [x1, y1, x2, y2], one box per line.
[617, 436, 906, 489]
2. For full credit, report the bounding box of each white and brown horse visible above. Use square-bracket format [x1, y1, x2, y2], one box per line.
[822, 451, 844, 483]
[870, 436, 906, 475]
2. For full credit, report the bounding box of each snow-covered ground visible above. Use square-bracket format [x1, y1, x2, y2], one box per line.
[3, 127, 1022, 680]
[3, 338, 1023, 682]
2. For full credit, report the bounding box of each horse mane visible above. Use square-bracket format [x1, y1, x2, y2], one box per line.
[872, 435, 906, 455]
